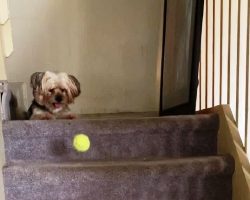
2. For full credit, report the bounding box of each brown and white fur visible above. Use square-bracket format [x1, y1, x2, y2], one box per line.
[28, 71, 81, 120]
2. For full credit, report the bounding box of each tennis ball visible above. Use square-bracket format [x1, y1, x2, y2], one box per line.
[73, 134, 91, 152]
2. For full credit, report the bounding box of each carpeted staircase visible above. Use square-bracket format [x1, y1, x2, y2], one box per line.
[2, 113, 234, 200]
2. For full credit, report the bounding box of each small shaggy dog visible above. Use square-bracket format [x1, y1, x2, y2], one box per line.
[28, 71, 81, 120]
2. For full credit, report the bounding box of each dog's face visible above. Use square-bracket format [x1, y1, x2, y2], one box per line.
[30, 71, 81, 113]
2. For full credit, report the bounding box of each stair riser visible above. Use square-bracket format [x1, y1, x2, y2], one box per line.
[3, 156, 234, 200]
[3, 114, 219, 162]
[4, 172, 232, 200]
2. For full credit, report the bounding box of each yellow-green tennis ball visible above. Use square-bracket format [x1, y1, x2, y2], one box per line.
[73, 134, 90, 152]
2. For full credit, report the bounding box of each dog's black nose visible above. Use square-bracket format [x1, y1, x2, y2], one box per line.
[55, 95, 63, 102]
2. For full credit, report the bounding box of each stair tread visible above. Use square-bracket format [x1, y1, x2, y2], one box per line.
[4, 155, 234, 175]
[3, 114, 219, 137]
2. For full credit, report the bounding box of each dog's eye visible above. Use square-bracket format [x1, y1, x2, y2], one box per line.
[61, 89, 66, 93]
[49, 89, 54, 93]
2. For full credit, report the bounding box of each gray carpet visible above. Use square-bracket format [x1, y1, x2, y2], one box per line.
[3, 114, 218, 162]
[2, 113, 234, 200]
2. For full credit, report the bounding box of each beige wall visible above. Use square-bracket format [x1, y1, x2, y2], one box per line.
[6, 0, 164, 114]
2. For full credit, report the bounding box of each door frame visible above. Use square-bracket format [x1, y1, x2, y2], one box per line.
[159, 0, 204, 115]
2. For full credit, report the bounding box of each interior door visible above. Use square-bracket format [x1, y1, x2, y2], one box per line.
[160, 0, 204, 115]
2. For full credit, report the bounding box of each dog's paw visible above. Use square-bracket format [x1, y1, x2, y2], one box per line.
[30, 112, 55, 120]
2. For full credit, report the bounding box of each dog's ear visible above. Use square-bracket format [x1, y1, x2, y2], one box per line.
[68, 75, 81, 97]
[30, 72, 45, 89]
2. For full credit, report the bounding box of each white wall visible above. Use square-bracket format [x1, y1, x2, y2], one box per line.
[5, 0, 163, 114]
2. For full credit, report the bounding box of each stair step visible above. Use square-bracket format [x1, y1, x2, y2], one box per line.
[3, 155, 234, 200]
[3, 114, 219, 162]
